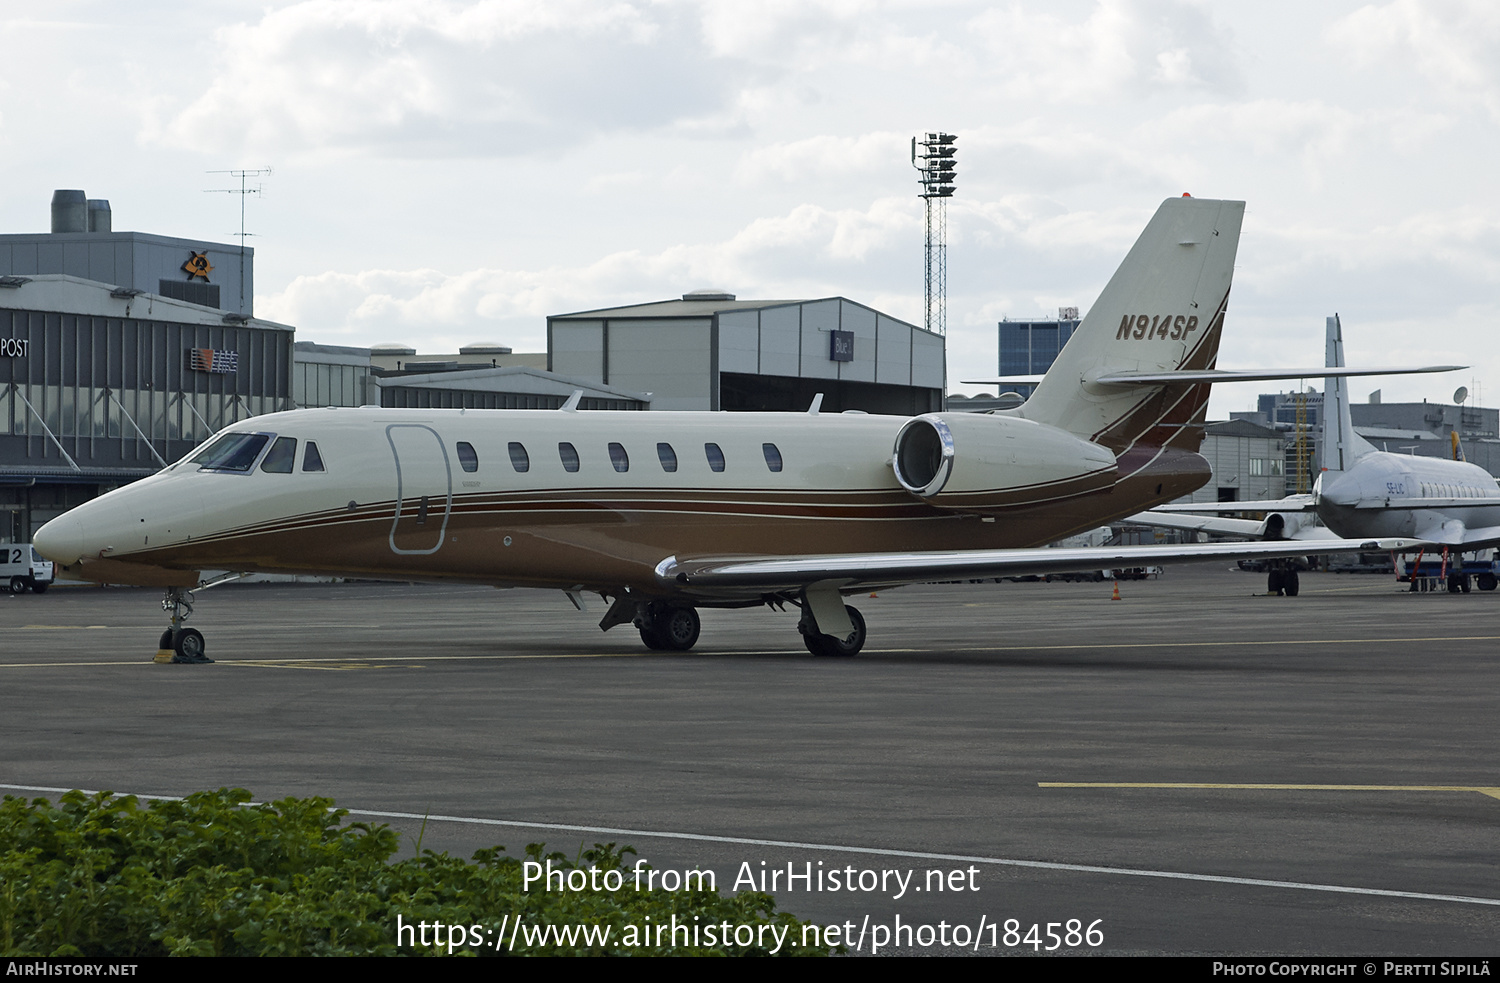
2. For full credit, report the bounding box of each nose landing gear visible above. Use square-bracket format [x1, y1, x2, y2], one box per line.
[158, 587, 212, 664]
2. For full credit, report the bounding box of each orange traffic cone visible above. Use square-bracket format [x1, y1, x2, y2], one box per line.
[1111, 581, 1121, 601]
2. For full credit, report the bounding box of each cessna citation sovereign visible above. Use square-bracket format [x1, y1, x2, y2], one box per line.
[1134, 315, 1493, 595]
[33, 197, 1424, 662]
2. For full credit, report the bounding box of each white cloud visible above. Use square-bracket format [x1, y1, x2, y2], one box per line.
[965, 0, 1241, 104]
[735, 131, 910, 187]
[261, 197, 921, 344]
[146, 0, 741, 157]
[1331, 0, 1500, 122]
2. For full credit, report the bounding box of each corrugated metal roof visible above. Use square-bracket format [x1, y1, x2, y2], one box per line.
[551, 297, 809, 319]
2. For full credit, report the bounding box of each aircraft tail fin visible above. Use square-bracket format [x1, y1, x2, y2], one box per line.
[1323, 314, 1377, 472]
[1019, 196, 1244, 453]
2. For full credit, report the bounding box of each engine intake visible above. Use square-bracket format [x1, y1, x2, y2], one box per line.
[891, 413, 1117, 511]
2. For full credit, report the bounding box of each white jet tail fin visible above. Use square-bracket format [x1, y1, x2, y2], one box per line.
[1019, 196, 1245, 453]
[1323, 314, 1377, 472]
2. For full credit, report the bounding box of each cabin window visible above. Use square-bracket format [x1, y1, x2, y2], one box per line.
[609, 442, 630, 472]
[657, 442, 678, 472]
[507, 442, 529, 473]
[705, 442, 725, 473]
[260, 436, 297, 473]
[302, 441, 325, 472]
[191, 432, 270, 472]
[457, 441, 479, 473]
[559, 442, 580, 473]
[762, 442, 783, 473]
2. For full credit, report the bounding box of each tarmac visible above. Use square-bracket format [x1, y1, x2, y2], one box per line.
[3, 561, 1498, 956]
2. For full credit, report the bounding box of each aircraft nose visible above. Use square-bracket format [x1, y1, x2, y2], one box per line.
[33, 511, 89, 565]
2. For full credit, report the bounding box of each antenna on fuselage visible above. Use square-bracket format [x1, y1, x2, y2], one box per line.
[807, 393, 824, 415]
[559, 390, 583, 412]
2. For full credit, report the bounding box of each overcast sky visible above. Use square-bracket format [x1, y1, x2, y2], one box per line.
[3, 0, 1496, 416]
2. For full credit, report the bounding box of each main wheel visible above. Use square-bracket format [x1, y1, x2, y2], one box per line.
[657, 606, 700, 651]
[9, 577, 26, 594]
[802, 605, 866, 658]
[1283, 569, 1300, 597]
[1447, 574, 1462, 593]
[172, 628, 210, 664]
[1461, 575, 1473, 594]
[640, 605, 700, 651]
[1267, 569, 1284, 595]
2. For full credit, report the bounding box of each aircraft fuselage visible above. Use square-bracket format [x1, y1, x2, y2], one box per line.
[36, 404, 1210, 601]
[1314, 453, 1500, 544]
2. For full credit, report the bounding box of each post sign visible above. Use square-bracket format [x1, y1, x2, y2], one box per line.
[0, 338, 28, 358]
[829, 330, 854, 362]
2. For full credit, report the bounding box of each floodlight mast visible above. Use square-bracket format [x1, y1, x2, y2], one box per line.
[911, 133, 956, 336]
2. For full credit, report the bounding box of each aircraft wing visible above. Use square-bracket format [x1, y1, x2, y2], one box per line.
[1408, 515, 1500, 549]
[655, 537, 1417, 592]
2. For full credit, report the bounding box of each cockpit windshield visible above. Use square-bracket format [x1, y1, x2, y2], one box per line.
[190, 432, 272, 472]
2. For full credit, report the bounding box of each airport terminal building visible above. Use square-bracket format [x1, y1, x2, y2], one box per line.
[0, 192, 292, 543]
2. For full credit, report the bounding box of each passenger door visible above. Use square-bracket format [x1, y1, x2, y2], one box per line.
[386, 424, 452, 555]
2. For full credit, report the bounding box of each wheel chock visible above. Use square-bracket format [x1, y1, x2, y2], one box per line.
[153, 648, 175, 664]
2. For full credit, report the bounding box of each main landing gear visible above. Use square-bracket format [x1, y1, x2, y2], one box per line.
[1267, 562, 1300, 597]
[607, 588, 867, 657]
[1267, 568, 1299, 596]
[799, 603, 867, 657]
[158, 587, 211, 664]
[636, 602, 701, 651]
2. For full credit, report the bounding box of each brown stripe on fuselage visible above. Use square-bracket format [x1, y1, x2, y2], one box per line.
[161, 464, 1124, 551]
[114, 450, 1204, 599]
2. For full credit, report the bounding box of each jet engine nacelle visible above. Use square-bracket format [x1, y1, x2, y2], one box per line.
[1259, 511, 1319, 541]
[891, 413, 1118, 511]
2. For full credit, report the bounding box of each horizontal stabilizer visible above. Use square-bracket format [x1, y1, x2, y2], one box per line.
[958, 376, 1045, 386]
[1092, 365, 1464, 385]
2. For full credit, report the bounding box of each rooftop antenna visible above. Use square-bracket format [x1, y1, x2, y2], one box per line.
[205, 167, 271, 315]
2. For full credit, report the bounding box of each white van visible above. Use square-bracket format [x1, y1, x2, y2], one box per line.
[3, 544, 55, 594]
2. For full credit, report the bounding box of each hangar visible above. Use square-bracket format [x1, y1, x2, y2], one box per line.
[547, 291, 945, 414]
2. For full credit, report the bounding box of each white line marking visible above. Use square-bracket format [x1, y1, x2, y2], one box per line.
[3, 783, 1496, 908]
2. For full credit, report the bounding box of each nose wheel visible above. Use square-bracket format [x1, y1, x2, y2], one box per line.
[158, 588, 212, 664]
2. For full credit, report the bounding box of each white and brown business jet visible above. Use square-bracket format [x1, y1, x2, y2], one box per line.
[33, 196, 1424, 662]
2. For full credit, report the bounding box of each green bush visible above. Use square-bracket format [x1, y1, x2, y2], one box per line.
[0, 788, 837, 956]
